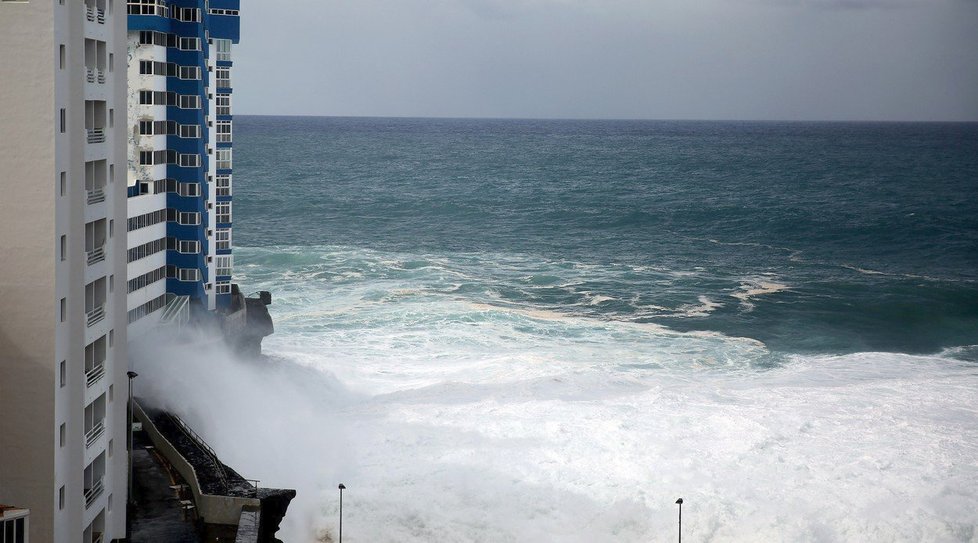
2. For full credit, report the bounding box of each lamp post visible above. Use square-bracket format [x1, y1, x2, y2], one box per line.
[338, 483, 346, 543]
[675, 498, 683, 543]
[126, 371, 138, 541]
[127, 371, 138, 503]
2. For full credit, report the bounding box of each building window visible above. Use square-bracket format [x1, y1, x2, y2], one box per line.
[216, 149, 231, 170]
[178, 268, 199, 282]
[216, 94, 231, 116]
[214, 38, 232, 62]
[177, 212, 200, 226]
[179, 65, 200, 80]
[178, 240, 200, 254]
[59, 485, 65, 510]
[215, 228, 231, 250]
[60, 235, 66, 261]
[178, 154, 200, 168]
[61, 298, 66, 322]
[215, 255, 232, 277]
[60, 423, 66, 447]
[177, 183, 200, 197]
[60, 44, 65, 69]
[179, 94, 200, 110]
[215, 175, 231, 197]
[60, 361, 66, 387]
[216, 120, 231, 143]
[60, 171, 66, 196]
[60, 108, 66, 133]
[215, 203, 231, 224]
[178, 36, 200, 51]
[179, 124, 200, 138]
[215, 67, 230, 88]
[216, 281, 231, 294]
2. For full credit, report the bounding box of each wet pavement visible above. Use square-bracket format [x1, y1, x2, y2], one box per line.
[130, 430, 201, 543]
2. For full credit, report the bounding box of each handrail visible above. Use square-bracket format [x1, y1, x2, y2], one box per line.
[86, 363, 106, 388]
[84, 478, 104, 507]
[167, 413, 230, 492]
[159, 295, 190, 326]
[87, 188, 105, 205]
[85, 420, 105, 448]
[92, 533, 104, 543]
[86, 246, 105, 266]
[87, 128, 105, 144]
[86, 305, 105, 327]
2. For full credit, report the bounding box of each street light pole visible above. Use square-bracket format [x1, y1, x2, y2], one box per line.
[127, 371, 138, 503]
[126, 371, 138, 541]
[338, 483, 346, 543]
[675, 498, 683, 543]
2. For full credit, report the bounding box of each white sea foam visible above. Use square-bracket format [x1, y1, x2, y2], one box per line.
[143, 247, 978, 542]
[730, 277, 789, 311]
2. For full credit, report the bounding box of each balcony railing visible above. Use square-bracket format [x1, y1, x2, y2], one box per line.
[87, 188, 105, 205]
[86, 305, 105, 327]
[87, 68, 96, 83]
[87, 128, 105, 144]
[97, 8, 105, 23]
[85, 363, 106, 388]
[92, 533, 104, 543]
[84, 478, 104, 508]
[86, 6, 96, 21]
[85, 420, 105, 448]
[86, 246, 105, 266]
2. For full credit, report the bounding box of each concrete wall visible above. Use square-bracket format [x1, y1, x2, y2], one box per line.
[134, 403, 260, 526]
[0, 3, 58, 543]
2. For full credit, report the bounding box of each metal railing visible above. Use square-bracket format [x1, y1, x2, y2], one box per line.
[87, 188, 105, 205]
[84, 478, 104, 508]
[87, 68, 96, 83]
[87, 128, 105, 144]
[86, 246, 105, 266]
[96, 8, 105, 23]
[86, 363, 106, 388]
[92, 533, 104, 543]
[85, 420, 105, 448]
[86, 305, 105, 327]
[97, 69, 105, 83]
[86, 6, 96, 21]
[167, 413, 230, 492]
[159, 295, 190, 327]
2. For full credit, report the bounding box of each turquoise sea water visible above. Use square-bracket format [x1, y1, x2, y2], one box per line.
[211, 117, 978, 541]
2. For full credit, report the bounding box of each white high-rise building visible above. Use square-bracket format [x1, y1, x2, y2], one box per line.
[0, 1, 130, 542]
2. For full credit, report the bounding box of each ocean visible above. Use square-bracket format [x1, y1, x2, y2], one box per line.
[189, 117, 978, 541]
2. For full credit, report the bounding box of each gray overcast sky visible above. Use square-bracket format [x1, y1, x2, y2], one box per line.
[233, 0, 978, 121]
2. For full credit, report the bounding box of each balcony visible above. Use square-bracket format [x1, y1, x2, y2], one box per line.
[87, 188, 105, 205]
[86, 246, 105, 266]
[85, 420, 105, 448]
[86, 305, 105, 327]
[86, 68, 106, 84]
[84, 478, 104, 508]
[87, 128, 105, 144]
[85, 363, 106, 388]
[86, 6, 105, 24]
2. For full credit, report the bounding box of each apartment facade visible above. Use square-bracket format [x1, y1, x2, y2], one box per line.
[0, 1, 130, 542]
[125, 0, 240, 338]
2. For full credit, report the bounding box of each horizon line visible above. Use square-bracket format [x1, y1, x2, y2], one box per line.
[232, 113, 978, 124]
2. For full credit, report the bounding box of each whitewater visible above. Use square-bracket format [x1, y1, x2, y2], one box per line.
[136, 117, 978, 541]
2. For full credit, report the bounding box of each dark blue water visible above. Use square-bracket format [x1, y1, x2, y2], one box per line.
[233, 116, 978, 356]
